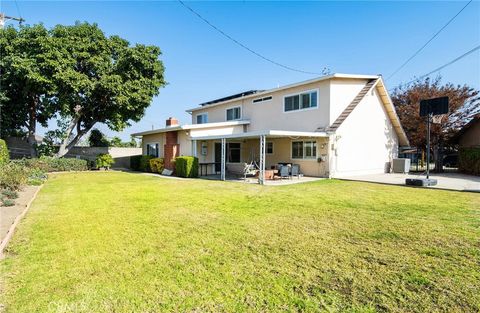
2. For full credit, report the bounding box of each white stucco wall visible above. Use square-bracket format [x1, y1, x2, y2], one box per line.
[330, 87, 399, 177]
[191, 80, 332, 132]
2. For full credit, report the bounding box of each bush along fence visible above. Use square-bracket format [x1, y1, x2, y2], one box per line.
[96, 153, 115, 170]
[459, 147, 480, 176]
[0, 140, 106, 207]
[130, 155, 199, 178]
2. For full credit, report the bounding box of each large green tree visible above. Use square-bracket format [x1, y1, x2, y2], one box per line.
[50, 22, 165, 157]
[0, 24, 57, 155]
[0, 22, 165, 157]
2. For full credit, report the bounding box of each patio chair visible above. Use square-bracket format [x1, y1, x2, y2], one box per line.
[291, 164, 300, 179]
[278, 165, 290, 179]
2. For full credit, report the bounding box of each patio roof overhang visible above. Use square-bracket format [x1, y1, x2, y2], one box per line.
[189, 130, 329, 141]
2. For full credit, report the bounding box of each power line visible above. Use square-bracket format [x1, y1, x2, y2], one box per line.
[13, 0, 23, 23]
[177, 0, 323, 75]
[386, 0, 473, 81]
[390, 44, 480, 90]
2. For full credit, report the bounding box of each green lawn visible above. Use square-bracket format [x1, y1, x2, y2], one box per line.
[1, 172, 479, 312]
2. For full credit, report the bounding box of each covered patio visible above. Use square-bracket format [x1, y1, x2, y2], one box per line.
[190, 130, 330, 185]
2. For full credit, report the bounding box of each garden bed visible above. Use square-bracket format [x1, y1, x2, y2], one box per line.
[0, 185, 41, 258]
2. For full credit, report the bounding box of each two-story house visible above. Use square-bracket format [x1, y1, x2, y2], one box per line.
[132, 73, 409, 183]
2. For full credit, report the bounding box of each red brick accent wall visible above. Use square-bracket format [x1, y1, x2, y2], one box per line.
[165, 131, 178, 145]
[164, 131, 179, 170]
[164, 144, 179, 170]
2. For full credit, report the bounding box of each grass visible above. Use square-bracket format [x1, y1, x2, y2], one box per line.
[1, 172, 479, 312]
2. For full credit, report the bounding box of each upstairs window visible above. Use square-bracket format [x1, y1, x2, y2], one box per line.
[284, 90, 318, 112]
[196, 113, 208, 124]
[226, 107, 241, 121]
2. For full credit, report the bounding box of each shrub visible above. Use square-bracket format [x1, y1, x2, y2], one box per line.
[96, 153, 115, 170]
[26, 167, 47, 185]
[0, 162, 28, 191]
[175, 156, 199, 178]
[1, 189, 18, 199]
[149, 158, 164, 173]
[130, 155, 142, 171]
[14, 157, 88, 172]
[139, 155, 154, 172]
[459, 147, 480, 176]
[1, 198, 15, 207]
[0, 139, 9, 166]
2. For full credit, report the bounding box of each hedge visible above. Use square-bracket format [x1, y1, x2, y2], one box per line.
[149, 158, 164, 173]
[459, 147, 480, 176]
[0, 139, 9, 166]
[130, 155, 155, 172]
[14, 157, 89, 172]
[175, 156, 198, 178]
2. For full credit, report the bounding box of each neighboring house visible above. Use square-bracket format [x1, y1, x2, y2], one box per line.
[132, 73, 409, 182]
[453, 114, 480, 148]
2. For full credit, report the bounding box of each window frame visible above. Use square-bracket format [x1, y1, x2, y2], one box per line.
[291, 140, 317, 160]
[227, 142, 241, 163]
[266, 141, 274, 155]
[226, 106, 242, 121]
[196, 113, 208, 124]
[283, 89, 319, 113]
[146, 142, 159, 157]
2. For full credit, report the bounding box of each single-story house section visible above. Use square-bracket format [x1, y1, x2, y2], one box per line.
[132, 73, 409, 184]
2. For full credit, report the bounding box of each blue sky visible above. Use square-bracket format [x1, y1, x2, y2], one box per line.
[1, 0, 479, 140]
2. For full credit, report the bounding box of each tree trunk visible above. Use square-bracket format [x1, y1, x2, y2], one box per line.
[27, 96, 38, 157]
[56, 116, 86, 158]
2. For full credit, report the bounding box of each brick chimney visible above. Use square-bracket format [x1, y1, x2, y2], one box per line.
[166, 117, 179, 127]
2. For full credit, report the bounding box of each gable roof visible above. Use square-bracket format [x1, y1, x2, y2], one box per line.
[452, 114, 480, 143]
[320, 77, 409, 146]
[186, 73, 379, 113]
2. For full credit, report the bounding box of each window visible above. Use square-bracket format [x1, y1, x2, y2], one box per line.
[226, 107, 241, 121]
[266, 142, 274, 154]
[227, 142, 241, 163]
[291, 141, 317, 159]
[284, 90, 318, 112]
[146, 143, 159, 157]
[196, 113, 208, 124]
[253, 96, 273, 103]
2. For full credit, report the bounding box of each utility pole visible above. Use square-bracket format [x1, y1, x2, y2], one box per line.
[0, 13, 25, 29]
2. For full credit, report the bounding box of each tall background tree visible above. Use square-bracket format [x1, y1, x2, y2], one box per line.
[391, 76, 480, 170]
[0, 24, 57, 155]
[0, 22, 165, 157]
[52, 22, 165, 157]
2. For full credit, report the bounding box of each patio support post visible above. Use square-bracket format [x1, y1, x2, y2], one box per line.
[259, 135, 266, 185]
[221, 138, 226, 181]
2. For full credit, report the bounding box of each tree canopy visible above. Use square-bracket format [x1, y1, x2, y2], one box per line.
[0, 24, 57, 153]
[0, 22, 165, 156]
[391, 76, 480, 148]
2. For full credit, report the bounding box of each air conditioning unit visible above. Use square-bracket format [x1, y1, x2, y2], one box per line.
[392, 158, 411, 174]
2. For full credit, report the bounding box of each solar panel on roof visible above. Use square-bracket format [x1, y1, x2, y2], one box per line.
[199, 90, 264, 107]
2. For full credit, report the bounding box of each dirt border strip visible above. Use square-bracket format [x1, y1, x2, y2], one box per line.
[0, 185, 44, 259]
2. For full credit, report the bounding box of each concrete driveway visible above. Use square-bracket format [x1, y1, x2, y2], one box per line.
[340, 172, 480, 193]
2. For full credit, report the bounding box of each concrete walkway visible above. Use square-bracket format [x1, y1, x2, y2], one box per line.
[341, 172, 480, 193]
